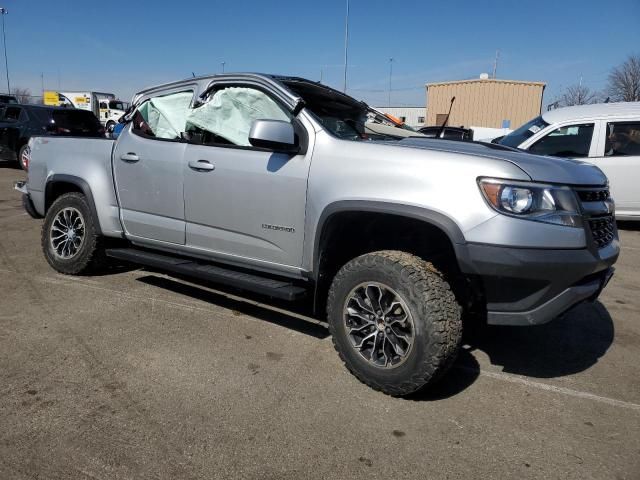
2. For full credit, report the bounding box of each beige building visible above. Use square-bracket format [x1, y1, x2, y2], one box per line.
[425, 76, 546, 129]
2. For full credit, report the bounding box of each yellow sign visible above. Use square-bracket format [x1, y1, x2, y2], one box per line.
[43, 91, 60, 106]
[74, 96, 87, 104]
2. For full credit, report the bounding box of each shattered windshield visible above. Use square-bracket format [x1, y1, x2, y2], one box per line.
[280, 78, 425, 141]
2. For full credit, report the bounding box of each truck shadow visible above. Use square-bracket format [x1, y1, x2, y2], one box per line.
[617, 221, 640, 232]
[136, 274, 330, 340]
[471, 301, 614, 379]
[134, 271, 613, 399]
[411, 301, 614, 400]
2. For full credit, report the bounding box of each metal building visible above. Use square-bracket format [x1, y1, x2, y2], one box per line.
[425, 76, 546, 129]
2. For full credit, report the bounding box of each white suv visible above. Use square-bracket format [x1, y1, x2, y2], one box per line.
[498, 102, 640, 220]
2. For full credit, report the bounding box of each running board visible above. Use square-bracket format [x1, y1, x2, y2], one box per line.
[105, 248, 307, 301]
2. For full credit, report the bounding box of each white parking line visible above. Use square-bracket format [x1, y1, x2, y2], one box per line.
[468, 368, 640, 412]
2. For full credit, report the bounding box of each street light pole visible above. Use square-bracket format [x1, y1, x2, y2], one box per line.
[0, 8, 9, 94]
[343, 0, 349, 93]
[388, 57, 393, 107]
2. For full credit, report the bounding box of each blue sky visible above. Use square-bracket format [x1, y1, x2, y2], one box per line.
[4, 0, 640, 107]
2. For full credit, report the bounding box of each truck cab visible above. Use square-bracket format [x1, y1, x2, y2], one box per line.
[97, 98, 127, 131]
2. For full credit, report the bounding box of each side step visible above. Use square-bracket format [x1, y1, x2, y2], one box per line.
[105, 248, 307, 301]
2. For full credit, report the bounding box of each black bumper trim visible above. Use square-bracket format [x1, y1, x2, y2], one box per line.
[461, 242, 619, 326]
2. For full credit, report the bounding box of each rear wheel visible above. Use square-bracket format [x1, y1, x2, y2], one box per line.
[41, 192, 106, 275]
[327, 250, 462, 396]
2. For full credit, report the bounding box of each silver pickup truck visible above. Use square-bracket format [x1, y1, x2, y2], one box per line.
[15, 74, 619, 396]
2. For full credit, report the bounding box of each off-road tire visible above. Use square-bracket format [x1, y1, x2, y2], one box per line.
[327, 250, 462, 396]
[41, 192, 106, 275]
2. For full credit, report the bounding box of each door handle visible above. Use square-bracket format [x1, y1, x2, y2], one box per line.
[188, 159, 215, 172]
[120, 152, 139, 163]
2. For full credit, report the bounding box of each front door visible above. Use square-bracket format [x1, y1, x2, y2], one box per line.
[589, 121, 640, 217]
[113, 90, 194, 244]
[182, 85, 312, 269]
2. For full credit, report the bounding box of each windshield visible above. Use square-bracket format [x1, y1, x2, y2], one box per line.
[280, 77, 425, 141]
[51, 110, 103, 136]
[499, 116, 549, 148]
[109, 101, 125, 111]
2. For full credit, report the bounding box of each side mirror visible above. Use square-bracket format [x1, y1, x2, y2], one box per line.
[249, 119, 299, 154]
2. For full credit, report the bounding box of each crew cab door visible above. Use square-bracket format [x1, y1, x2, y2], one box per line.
[113, 89, 194, 244]
[182, 84, 313, 270]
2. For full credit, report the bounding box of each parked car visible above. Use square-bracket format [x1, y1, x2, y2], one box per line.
[0, 94, 19, 104]
[418, 126, 473, 141]
[0, 104, 105, 169]
[16, 74, 618, 396]
[498, 102, 640, 220]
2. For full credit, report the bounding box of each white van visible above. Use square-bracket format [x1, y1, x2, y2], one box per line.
[498, 102, 640, 220]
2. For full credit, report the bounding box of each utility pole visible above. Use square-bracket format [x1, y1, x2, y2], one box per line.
[40, 73, 44, 97]
[221, 61, 226, 74]
[343, 0, 349, 93]
[320, 67, 323, 84]
[0, 7, 10, 93]
[388, 57, 394, 107]
[492, 49, 500, 79]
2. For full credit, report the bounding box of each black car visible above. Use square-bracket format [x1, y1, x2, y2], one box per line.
[417, 126, 473, 141]
[0, 94, 19, 104]
[0, 105, 104, 170]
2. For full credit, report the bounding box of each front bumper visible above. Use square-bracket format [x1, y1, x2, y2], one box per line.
[462, 241, 619, 326]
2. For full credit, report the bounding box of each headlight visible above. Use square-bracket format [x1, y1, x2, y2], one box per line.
[478, 178, 582, 228]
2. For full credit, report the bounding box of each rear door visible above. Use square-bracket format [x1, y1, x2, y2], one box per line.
[589, 120, 640, 217]
[0, 106, 26, 161]
[113, 89, 194, 244]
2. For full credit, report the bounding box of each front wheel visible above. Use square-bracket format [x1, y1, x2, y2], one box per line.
[41, 192, 106, 275]
[18, 145, 30, 170]
[105, 121, 116, 137]
[327, 251, 462, 396]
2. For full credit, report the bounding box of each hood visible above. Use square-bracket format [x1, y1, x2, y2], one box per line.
[395, 138, 607, 186]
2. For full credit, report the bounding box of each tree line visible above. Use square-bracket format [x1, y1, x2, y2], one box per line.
[551, 54, 640, 108]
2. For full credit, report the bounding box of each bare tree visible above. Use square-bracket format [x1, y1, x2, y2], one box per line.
[560, 84, 599, 106]
[607, 54, 640, 102]
[11, 87, 32, 104]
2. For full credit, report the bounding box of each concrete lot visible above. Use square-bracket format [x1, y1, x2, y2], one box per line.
[0, 165, 639, 480]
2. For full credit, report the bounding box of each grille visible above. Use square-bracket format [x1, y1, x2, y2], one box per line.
[589, 215, 615, 249]
[577, 188, 610, 202]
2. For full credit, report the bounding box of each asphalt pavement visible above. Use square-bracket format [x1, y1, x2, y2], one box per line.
[1, 165, 639, 479]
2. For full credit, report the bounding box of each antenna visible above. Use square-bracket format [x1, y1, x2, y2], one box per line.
[492, 50, 500, 79]
[343, 0, 350, 93]
[388, 57, 394, 107]
[437, 96, 456, 138]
